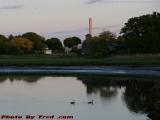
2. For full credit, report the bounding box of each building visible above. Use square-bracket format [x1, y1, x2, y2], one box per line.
[43, 48, 52, 55]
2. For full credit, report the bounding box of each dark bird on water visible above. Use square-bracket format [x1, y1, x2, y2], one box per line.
[88, 100, 94, 104]
[70, 100, 75, 105]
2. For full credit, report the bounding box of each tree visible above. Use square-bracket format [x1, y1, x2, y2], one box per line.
[46, 38, 63, 52]
[0, 35, 22, 54]
[121, 12, 160, 54]
[0, 42, 21, 54]
[0, 35, 8, 41]
[85, 34, 92, 40]
[99, 31, 118, 54]
[8, 34, 14, 40]
[11, 37, 33, 53]
[63, 37, 81, 48]
[99, 31, 116, 41]
[22, 32, 46, 53]
[116, 36, 127, 54]
[82, 36, 109, 57]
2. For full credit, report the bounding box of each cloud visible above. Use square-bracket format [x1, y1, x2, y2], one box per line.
[0, 5, 24, 10]
[86, 0, 158, 4]
[87, 0, 103, 4]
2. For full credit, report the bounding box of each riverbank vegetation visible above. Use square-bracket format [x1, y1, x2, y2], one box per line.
[0, 54, 160, 66]
[0, 12, 160, 66]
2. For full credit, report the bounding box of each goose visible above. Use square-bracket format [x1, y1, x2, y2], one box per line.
[88, 100, 94, 104]
[70, 100, 75, 105]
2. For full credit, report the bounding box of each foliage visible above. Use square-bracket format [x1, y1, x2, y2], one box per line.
[0, 35, 22, 54]
[0, 12, 160, 56]
[99, 31, 118, 53]
[99, 31, 116, 41]
[63, 37, 81, 48]
[83, 36, 109, 57]
[85, 34, 92, 40]
[12, 37, 33, 53]
[46, 38, 63, 52]
[83, 31, 119, 57]
[0, 41, 21, 54]
[0, 35, 8, 41]
[22, 32, 46, 53]
[8, 34, 14, 40]
[121, 12, 160, 54]
[115, 36, 127, 54]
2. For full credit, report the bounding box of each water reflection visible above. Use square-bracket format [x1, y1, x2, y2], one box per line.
[0, 76, 42, 83]
[77, 76, 119, 100]
[123, 80, 157, 114]
[0, 75, 159, 119]
[77, 76, 160, 115]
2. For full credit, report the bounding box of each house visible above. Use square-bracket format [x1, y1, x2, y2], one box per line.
[42, 48, 52, 55]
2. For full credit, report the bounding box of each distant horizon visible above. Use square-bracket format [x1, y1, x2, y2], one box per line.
[1, 24, 121, 40]
[0, 0, 159, 40]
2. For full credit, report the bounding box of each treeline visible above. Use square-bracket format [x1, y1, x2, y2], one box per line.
[0, 12, 160, 57]
[0, 32, 82, 54]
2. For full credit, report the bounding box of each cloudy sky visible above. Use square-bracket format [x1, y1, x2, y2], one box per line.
[0, 0, 159, 39]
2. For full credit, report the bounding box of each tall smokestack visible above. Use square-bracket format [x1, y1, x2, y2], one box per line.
[89, 17, 92, 35]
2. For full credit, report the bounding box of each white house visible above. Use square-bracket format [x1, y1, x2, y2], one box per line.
[43, 48, 52, 55]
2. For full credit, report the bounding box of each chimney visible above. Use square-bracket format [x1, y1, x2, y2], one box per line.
[89, 17, 92, 35]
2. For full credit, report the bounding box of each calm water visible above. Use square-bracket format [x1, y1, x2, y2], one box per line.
[0, 75, 159, 120]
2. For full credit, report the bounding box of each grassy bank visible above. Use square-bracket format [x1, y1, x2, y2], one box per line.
[0, 54, 160, 66]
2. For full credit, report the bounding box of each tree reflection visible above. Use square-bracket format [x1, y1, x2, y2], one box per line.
[123, 80, 160, 113]
[99, 87, 117, 98]
[78, 75, 160, 115]
[0, 75, 42, 83]
[78, 76, 119, 99]
[0, 76, 8, 83]
[0, 74, 160, 117]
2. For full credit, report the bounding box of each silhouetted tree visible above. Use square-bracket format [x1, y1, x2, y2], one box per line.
[22, 32, 46, 53]
[8, 34, 14, 40]
[85, 34, 92, 40]
[0, 35, 8, 41]
[121, 12, 160, 54]
[99, 31, 116, 41]
[12, 37, 33, 53]
[63, 37, 81, 48]
[46, 38, 63, 52]
[82, 36, 109, 57]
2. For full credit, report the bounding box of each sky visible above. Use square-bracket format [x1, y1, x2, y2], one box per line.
[0, 0, 160, 40]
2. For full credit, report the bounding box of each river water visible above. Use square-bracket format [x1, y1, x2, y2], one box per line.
[0, 75, 159, 120]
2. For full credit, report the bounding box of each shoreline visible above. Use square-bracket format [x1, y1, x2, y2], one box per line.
[0, 66, 160, 77]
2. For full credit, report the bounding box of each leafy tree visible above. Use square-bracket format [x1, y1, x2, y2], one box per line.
[85, 34, 92, 40]
[8, 34, 14, 40]
[82, 36, 109, 57]
[99, 31, 120, 54]
[99, 31, 116, 41]
[0, 35, 22, 54]
[0, 35, 8, 41]
[116, 36, 127, 54]
[22, 32, 46, 53]
[121, 12, 160, 53]
[0, 42, 21, 54]
[12, 37, 33, 53]
[63, 37, 81, 48]
[46, 38, 62, 52]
